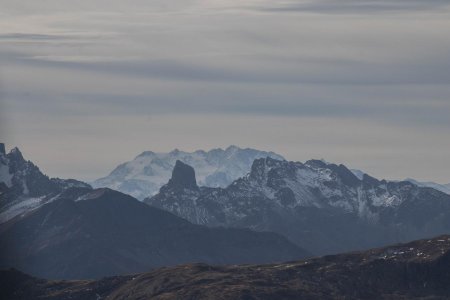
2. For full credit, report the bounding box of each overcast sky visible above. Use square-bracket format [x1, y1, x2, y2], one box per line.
[1, 0, 449, 183]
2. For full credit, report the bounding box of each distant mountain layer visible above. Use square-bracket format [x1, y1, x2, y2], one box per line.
[404, 178, 450, 195]
[92, 146, 284, 200]
[146, 158, 450, 255]
[351, 168, 450, 195]
[3, 235, 450, 300]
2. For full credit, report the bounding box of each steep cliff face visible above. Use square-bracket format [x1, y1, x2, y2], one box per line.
[167, 160, 199, 191]
[146, 157, 450, 255]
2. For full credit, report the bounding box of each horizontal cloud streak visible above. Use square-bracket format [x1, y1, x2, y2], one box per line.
[2, 51, 450, 85]
[254, 0, 450, 14]
[0, 33, 72, 40]
[0, 0, 449, 183]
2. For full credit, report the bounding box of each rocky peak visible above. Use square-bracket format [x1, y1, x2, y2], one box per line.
[249, 157, 269, 182]
[362, 173, 381, 186]
[8, 147, 24, 161]
[168, 160, 198, 190]
[0, 146, 91, 209]
[305, 159, 329, 169]
[225, 145, 239, 153]
[327, 164, 361, 187]
[170, 148, 181, 155]
[249, 157, 295, 184]
[136, 151, 155, 158]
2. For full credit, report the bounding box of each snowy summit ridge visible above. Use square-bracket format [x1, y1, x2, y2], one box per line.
[92, 146, 284, 200]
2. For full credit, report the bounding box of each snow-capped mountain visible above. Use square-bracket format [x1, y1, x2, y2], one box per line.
[92, 145, 284, 200]
[146, 157, 450, 255]
[0, 143, 90, 223]
[403, 178, 450, 195]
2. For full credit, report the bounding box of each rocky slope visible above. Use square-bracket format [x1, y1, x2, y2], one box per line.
[0, 143, 90, 223]
[92, 146, 284, 200]
[0, 186, 308, 280]
[146, 158, 450, 255]
[2, 235, 450, 299]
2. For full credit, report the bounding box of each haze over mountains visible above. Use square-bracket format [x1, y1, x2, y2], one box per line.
[92, 146, 284, 200]
[351, 167, 450, 195]
[403, 178, 450, 195]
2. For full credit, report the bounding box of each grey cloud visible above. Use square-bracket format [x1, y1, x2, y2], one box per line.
[0, 32, 105, 43]
[256, 0, 450, 14]
[3, 52, 450, 86]
[4, 78, 450, 130]
[0, 33, 111, 53]
[0, 33, 73, 40]
[1, 0, 449, 183]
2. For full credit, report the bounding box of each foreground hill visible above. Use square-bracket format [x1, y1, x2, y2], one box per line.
[2, 235, 450, 299]
[146, 158, 450, 255]
[92, 146, 284, 199]
[0, 186, 307, 280]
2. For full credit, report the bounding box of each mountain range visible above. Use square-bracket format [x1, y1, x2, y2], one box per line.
[3, 235, 450, 299]
[1, 143, 450, 281]
[92, 146, 284, 200]
[0, 145, 308, 279]
[146, 158, 450, 255]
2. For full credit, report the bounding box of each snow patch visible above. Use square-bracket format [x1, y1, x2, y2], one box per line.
[0, 163, 13, 187]
[0, 196, 47, 223]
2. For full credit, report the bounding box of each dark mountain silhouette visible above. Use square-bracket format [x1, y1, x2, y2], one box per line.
[0, 187, 308, 279]
[2, 235, 450, 299]
[168, 160, 199, 191]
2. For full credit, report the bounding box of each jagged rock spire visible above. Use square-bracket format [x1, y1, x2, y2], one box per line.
[168, 160, 198, 190]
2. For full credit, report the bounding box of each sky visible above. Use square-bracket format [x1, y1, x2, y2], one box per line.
[0, 0, 449, 183]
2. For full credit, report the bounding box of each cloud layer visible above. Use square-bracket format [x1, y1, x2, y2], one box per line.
[0, 0, 449, 183]
[254, 0, 450, 13]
